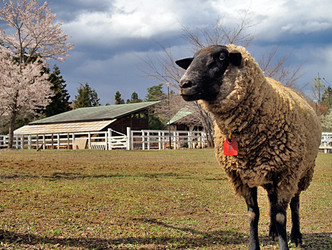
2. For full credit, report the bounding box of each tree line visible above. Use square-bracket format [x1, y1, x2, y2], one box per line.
[0, 62, 171, 134]
[72, 82, 167, 107]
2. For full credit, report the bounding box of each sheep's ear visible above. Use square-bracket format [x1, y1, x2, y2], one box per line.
[229, 51, 242, 66]
[175, 58, 193, 69]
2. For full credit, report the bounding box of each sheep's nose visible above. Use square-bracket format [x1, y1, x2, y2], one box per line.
[180, 80, 193, 89]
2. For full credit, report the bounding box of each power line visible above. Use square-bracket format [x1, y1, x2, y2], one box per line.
[322, 77, 331, 87]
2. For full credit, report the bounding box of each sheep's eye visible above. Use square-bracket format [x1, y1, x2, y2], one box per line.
[219, 53, 226, 61]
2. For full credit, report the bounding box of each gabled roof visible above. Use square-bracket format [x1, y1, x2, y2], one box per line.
[14, 120, 116, 135]
[168, 107, 193, 125]
[168, 106, 203, 126]
[30, 101, 159, 125]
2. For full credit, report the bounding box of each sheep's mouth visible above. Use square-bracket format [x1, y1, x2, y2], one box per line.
[180, 88, 202, 101]
[180, 82, 220, 102]
[181, 93, 201, 101]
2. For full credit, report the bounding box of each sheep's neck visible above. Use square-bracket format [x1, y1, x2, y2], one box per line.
[208, 79, 268, 136]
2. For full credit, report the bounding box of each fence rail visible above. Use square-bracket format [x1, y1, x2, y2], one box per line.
[0, 128, 206, 151]
[320, 132, 332, 154]
[0, 129, 127, 150]
[129, 129, 207, 150]
[1, 130, 331, 153]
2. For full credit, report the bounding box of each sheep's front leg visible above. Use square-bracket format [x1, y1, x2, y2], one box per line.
[244, 187, 260, 250]
[290, 193, 302, 246]
[267, 191, 289, 250]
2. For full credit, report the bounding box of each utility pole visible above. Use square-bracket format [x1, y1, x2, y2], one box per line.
[317, 73, 322, 104]
[167, 82, 172, 149]
[312, 72, 325, 105]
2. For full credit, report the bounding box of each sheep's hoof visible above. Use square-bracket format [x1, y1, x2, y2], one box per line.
[269, 225, 278, 241]
[249, 243, 260, 250]
[290, 232, 302, 247]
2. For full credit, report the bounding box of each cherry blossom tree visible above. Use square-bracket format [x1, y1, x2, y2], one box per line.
[0, 0, 73, 64]
[0, 47, 52, 147]
[0, 0, 73, 148]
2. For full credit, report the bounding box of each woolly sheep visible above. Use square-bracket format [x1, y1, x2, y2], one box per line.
[176, 44, 322, 250]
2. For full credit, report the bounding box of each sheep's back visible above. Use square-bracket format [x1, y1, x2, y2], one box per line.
[266, 78, 321, 191]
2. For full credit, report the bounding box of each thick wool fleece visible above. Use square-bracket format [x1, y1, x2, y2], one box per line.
[199, 44, 321, 203]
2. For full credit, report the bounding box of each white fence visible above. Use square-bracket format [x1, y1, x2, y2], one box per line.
[129, 129, 207, 150]
[0, 129, 128, 150]
[320, 132, 332, 153]
[0, 128, 207, 150]
[1, 129, 331, 153]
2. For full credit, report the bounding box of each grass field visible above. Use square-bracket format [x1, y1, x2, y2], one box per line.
[0, 149, 331, 249]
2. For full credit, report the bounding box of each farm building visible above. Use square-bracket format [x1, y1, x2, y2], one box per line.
[168, 106, 203, 131]
[2, 101, 162, 150]
[0, 101, 209, 150]
[14, 101, 160, 135]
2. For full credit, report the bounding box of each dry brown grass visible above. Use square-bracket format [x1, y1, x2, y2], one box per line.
[0, 149, 331, 249]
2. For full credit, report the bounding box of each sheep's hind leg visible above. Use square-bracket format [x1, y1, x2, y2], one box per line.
[267, 194, 277, 241]
[267, 190, 289, 250]
[290, 193, 302, 246]
[244, 187, 260, 250]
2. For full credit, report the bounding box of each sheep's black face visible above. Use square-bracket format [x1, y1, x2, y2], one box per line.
[176, 45, 242, 102]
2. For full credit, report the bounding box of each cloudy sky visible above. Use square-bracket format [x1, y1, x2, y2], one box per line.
[44, 0, 332, 104]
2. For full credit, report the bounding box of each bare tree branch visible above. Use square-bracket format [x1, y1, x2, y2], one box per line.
[259, 47, 303, 90]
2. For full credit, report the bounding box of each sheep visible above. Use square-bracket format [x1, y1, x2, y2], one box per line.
[175, 44, 322, 250]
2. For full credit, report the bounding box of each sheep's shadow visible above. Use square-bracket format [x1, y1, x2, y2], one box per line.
[0, 172, 225, 181]
[0, 228, 244, 249]
[0, 220, 330, 249]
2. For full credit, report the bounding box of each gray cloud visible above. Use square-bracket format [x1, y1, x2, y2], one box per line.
[43, 0, 332, 104]
[49, 1, 114, 22]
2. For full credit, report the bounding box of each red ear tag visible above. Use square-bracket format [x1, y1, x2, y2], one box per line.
[223, 137, 238, 156]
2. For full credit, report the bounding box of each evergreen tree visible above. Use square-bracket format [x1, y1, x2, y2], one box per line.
[44, 65, 71, 116]
[322, 86, 332, 109]
[145, 84, 166, 101]
[148, 115, 166, 130]
[126, 92, 142, 103]
[115, 91, 125, 104]
[73, 82, 100, 108]
[145, 84, 167, 129]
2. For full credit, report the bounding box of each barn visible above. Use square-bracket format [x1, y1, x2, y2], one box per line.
[2, 101, 209, 150]
[14, 101, 159, 135]
[5, 102, 159, 150]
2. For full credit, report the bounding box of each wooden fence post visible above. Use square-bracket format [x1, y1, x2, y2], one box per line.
[72, 133, 75, 149]
[147, 131, 150, 150]
[142, 130, 145, 150]
[158, 131, 161, 150]
[57, 134, 60, 149]
[88, 132, 91, 149]
[108, 129, 112, 150]
[126, 127, 131, 150]
[187, 131, 190, 149]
